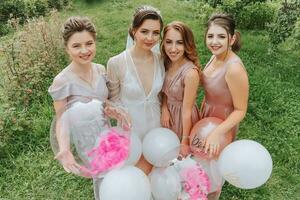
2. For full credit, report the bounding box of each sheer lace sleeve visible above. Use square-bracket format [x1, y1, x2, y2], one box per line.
[106, 54, 126, 104]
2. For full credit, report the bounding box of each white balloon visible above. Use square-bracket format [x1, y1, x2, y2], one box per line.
[217, 140, 273, 189]
[149, 166, 181, 200]
[195, 158, 224, 193]
[125, 132, 142, 166]
[66, 99, 105, 123]
[99, 166, 151, 200]
[142, 128, 180, 167]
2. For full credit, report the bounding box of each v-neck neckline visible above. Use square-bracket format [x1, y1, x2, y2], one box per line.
[166, 61, 190, 81]
[68, 63, 96, 89]
[127, 50, 157, 97]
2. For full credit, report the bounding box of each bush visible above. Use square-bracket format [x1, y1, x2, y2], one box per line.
[285, 17, 300, 49]
[0, 0, 27, 24]
[25, 0, 49, 17]
[0, 0, 72, 36]
[1, 11, 68, 108]
[237, 2, 275, 29]
[0, 11, 68, 148]
[268, 1, 300, 46]
[220, 0, 275, 29]
[47, 0, 70, 10]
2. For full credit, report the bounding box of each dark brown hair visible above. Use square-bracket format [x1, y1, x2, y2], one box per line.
[62, 16, 96, 46]
[205, 13, 241, 52]
[161, 21, 201, 70]
[129, 5, 163, 39]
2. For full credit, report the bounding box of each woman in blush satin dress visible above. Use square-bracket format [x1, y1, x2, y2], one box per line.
[200, 13, 249, 200]
[107, 5, 164, 175]
[160, 21, 201, 157]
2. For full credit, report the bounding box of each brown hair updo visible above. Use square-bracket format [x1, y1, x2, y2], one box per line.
[205, 13, 241, 52]
[129, 5, 163, 39]
[62, 16, 96, 46]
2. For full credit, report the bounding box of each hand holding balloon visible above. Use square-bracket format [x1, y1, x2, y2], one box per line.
[104, 104, 132, 130]
[204, 130, 223, 158]
[190, 117, 232, 159]
[179, 137, 190, 158]
[55, 150, 81, 174]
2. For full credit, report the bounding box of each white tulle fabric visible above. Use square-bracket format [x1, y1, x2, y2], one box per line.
[107, 49, 165, 140]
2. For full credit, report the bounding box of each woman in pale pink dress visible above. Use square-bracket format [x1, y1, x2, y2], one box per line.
[49, 16, 128, 200]
[160, 21, 201, 157]
[201, 13, 249, 199]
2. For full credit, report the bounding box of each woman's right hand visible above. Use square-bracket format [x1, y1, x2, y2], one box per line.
[161, 106, 172, 128]
[55, 150, 81, 174]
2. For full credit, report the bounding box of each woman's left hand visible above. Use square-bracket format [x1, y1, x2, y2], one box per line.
[179, 144, 190, 158]
[179, 137, 190, 158]
[204, 131, 222, 158]
[104, 105, 132, 131]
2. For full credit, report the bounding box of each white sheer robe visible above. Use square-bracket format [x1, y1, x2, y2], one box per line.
[107, 50, 165, 140]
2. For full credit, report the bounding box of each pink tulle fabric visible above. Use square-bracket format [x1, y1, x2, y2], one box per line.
[80, 128, 130, 177]
[180, 165, 210, 200]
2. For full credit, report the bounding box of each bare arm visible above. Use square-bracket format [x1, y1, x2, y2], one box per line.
[53, 99, 69, 152]
[161, 92, 171, 128]
[181, 69, 200, 155]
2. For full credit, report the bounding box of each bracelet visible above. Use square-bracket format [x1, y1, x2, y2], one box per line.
[181, 135, 189, 140]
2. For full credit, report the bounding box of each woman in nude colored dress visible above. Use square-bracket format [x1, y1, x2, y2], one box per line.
[201, 13, 249, 200]
[160, 21, 200, 157]
[48, 16, 128, 200]
[107, 6, 164, 175]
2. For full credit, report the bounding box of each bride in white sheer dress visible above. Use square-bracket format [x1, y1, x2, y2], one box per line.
[107, 5, 164, 174]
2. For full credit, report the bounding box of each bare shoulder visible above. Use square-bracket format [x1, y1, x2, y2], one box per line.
[226, 60, 247, 78]
[185, 67, 200, 79]
[184, 67, 200, 86]
[225, 59, 248, 85]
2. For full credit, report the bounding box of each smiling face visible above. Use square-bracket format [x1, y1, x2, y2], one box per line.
[163, 28, 185, 63]
[206, 24, 234, 58]
[66, 30, 96, 66]
[133, 19, 161, 51]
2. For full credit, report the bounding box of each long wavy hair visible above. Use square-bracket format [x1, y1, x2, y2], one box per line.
[161, 21, 201, 71]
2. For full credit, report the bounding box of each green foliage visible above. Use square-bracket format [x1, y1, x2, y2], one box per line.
[268, 1, 300, 46]
[0, 0, 299, 199]
[0, 0, 27, 24]
[288, 18, 300, 49]
[25, 0, 49, 17]
[47, 0, 70, 10]
[1, 12, 68, 108]
[195, 2, 222, 24]
[0, 0, 72, 36]
[0, 11, 68, 147]
[220, 0, 276, 29]
[237, 2, 275, 29]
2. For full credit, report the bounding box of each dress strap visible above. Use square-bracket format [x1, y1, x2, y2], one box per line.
[203, 56, 215, 70]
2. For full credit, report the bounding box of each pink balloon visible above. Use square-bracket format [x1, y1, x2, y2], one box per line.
[189, 117, 232, 159]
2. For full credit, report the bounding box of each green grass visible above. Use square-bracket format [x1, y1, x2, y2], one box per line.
[0, 0, 299, 199]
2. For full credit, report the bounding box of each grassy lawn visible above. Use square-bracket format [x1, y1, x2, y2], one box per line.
[0, 0, 299, 199]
